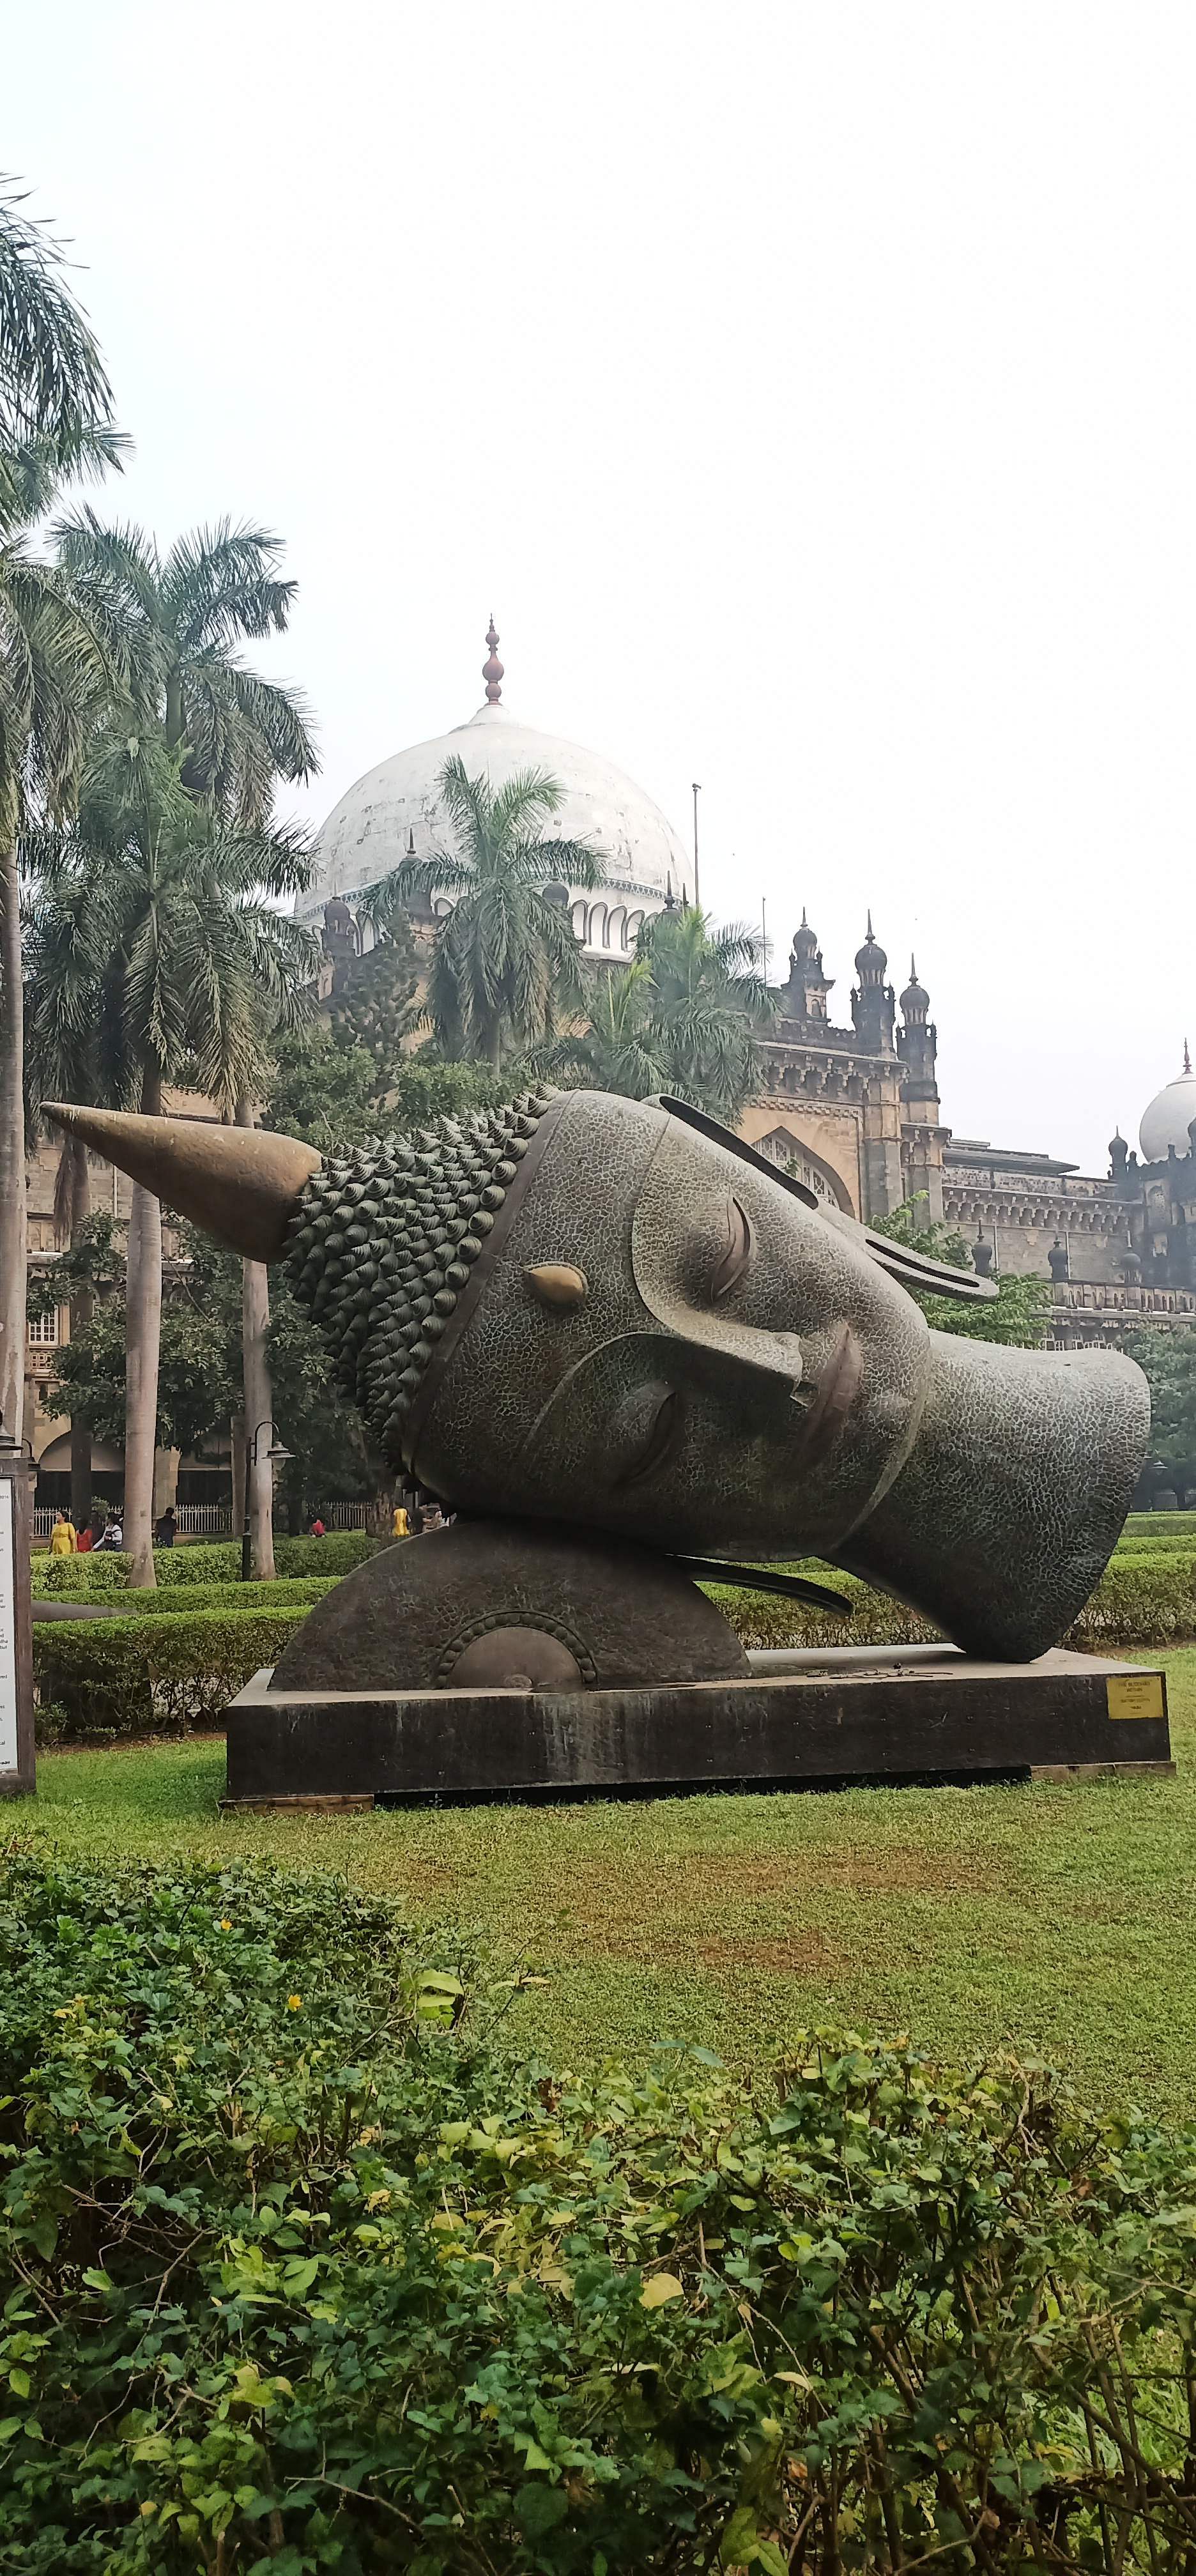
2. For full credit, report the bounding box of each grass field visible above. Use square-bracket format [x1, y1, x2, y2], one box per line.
[22, 1646, 1196, 2119]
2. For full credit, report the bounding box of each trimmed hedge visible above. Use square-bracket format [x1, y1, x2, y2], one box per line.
[2, 1849, 1196, 2572]
[31, 1531, 378, 1595]
[34, 1577, 340, 1619]
[714, 1551, 1196, 1653]
[153, 1531, 379, 1583]
[33, 1607, 309, 1739]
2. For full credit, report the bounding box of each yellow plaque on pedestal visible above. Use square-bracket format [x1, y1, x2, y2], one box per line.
[1106, 1673, 1165, 1722]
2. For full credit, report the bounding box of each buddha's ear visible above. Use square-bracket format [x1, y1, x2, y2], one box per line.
[652, 1096, 998, 1310]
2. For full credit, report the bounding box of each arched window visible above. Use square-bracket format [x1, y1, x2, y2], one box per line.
[607, 905, 627, 951]
[587, 903, 608, 950]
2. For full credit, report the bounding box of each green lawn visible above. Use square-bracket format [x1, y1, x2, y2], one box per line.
[24, 1648, 1196, 2119]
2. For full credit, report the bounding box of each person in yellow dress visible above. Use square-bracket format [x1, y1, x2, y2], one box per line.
[49, 1510, 77, 1556]
[391, 1501, 410, 1539]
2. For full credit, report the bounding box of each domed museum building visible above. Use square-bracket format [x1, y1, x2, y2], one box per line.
[300, 622, 689, 959]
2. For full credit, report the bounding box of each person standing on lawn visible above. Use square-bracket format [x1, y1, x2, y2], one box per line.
[49, 1510, 77, 1556]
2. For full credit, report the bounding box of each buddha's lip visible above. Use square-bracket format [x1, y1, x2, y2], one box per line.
[798, 1323, 863, 1465]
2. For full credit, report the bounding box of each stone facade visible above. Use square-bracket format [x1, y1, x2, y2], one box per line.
[744, 914, 945, 1227]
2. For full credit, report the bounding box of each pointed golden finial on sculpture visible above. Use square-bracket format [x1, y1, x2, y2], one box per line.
[42, 1105, 321, 1263]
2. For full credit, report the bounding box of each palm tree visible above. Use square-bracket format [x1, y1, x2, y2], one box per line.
[565, 905, 778, 1124]
[26, 729, 316, 1583]
[44, 514, 317, 1570]
[0, 180, 118, 534]
[364, 756, 605, 1073]
[22, 865, 104, 1524]
[52, 512, 317, 825]
[562, 953, 668, 1100]
[0, 182, 123, 1444]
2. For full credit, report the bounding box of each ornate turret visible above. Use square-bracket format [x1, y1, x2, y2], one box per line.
[780, 909, 834, 1025]
[900, 956, 930, 1022]
[897, 952, 937, 1083]
[895, 947, 943, 1224]
[850, 914, 896, 1054]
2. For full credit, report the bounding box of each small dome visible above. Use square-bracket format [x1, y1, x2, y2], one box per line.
[1139, 1050, 1196, 1162]
[900, 954, 930, 1018]
[854, 912, 887, 979]
[792, 910, 818, 958]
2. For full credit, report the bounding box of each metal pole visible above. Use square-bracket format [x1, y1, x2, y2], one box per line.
[0, 1428, 36, 1795]
[240, 1458, 253, 1583]
[691, 784, 701, 912]
[761, 895, 768, 981]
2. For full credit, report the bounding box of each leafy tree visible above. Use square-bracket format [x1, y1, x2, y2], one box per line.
[871, 1196, 1051, 1346]
[47, 1216, 234, 1460]
[47, 1217, 383, 1526]
[364, 755, 604, 1071]
[1, 184, 125, 1443]
[264, 1022, 505, 1153]
[52, 510, 317, 826]
[1123, 1328, 1196, 1483]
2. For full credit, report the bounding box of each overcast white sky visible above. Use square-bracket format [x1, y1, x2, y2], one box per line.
[9, 1, 1194, 1170]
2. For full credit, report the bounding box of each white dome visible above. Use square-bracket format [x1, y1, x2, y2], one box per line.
[1139, 1056, 1196, 1162]
[303, 701, 689, 950]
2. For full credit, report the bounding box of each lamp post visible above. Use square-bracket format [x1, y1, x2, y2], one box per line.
[0, 1416, 37, 1794]
[691, 783, 702, 912]
[240, 1421, 293, 1583]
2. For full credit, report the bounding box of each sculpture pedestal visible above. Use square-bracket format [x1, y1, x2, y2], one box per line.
[222, 1644, 1173, 1809]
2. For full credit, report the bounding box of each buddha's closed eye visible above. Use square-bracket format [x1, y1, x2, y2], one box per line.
[705, 1195, 753, 1302]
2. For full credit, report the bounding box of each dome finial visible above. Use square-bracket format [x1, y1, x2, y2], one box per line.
[1186, 1038, 1192, 1077]
[482, 615, 503, 706]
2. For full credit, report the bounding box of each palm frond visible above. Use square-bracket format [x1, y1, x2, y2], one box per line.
[163, 521, 296, 650]
[0, 180, 115, 454]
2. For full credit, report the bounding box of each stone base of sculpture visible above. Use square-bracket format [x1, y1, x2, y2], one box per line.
[223, 1644, 1172, 1808]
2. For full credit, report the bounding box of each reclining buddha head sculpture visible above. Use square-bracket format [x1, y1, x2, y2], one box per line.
[46, 1087, 1149, 1662]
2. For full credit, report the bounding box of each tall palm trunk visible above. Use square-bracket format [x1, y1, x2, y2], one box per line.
[124, 1057, 162, 1589]
[67, 1137, 93, 1529]
[236, 1100, 276, 1580]
[0, 840, 27, 1448]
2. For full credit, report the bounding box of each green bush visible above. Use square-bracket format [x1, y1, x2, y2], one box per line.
[31, 1551, 129, 1597]
[151, 1532, 379, 1584]
[0, 1851, 1195, 2573]
[34, 1577, 339, 1619]
[33, 1607, 308, 1739]
[32, 1532, 376, 1597]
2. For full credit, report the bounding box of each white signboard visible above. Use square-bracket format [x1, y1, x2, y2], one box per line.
[0, 1482, 19, 1772]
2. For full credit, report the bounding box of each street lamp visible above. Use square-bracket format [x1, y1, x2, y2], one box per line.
[240, 1420, 293, 1583]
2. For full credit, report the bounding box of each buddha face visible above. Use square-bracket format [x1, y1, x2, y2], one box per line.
[414, 1091, 933, 1558]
